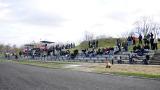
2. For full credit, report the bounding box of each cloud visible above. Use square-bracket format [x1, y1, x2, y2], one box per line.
[0, 0, 66, 27]
[17, 11, 65, 26]
[1, 0, 160, 46]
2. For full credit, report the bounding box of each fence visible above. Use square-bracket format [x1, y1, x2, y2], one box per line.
[1, 51, 155, 64]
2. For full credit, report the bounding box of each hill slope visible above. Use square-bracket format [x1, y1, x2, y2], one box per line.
[74, 38, 160, 50]
[76, 38, 117, 50]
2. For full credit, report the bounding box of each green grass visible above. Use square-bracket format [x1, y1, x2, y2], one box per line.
[68, 38, 118, 52]
[111, 72, 160, 79]
[78, 38, 117, 49]
[1, 60, 77, 69]
[0, 59, 13, 63]
[93, 69, 160, 79]
[90, 64, 160, 79]
[94, 70, 160, 79]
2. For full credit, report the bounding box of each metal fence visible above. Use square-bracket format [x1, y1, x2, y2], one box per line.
[0, 51, 155, 64]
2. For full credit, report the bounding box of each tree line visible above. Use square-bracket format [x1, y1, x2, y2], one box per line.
[0, 44, 21, 55]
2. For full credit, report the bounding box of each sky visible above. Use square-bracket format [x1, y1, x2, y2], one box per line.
[0, 0, 160, 46]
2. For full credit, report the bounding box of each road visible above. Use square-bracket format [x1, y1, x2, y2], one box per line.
[0, 62, 159, 90]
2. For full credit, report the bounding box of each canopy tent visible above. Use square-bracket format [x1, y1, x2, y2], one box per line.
[40, 41, 55, 44]
[24, 44, 35, 47]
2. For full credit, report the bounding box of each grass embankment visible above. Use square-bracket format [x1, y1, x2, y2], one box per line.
[75, 38, 117, 50]
[15, 60, 80, 69]
[71, 38, 160, 52]
[0, 59, 75, 69]
[0, 59, 160, 79]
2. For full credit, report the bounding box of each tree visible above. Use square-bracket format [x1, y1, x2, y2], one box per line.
[0, 44, 4, 53]
[12, 44, 21, 54]
[133, 16, 160, 37]
[4, 44, 11, 53]
[96, 34, 107, 39]
[150, 23, 160, 38]
[121, 31, 132, 39]
[84, 31, 94, 41]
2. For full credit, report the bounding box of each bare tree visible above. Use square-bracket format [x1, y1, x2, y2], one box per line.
[121, 31, 132, 39]
[0, 44, 4, 53]
[134, 17, 151, 35]
[96, 34, 107, 39]
[133, 16, 160, 37]
[84, 31, 94, 41]
[150, 23, 160, 38]
[4, 44, 11, 53]
[12, 44, 20, 54]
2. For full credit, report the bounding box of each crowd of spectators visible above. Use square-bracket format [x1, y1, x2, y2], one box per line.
[4, 33, 158, 63]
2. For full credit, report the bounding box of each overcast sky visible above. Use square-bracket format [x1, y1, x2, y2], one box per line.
[0, 0, 160, 46]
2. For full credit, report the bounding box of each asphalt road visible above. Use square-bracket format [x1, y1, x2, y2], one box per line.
[0, 62, 159, 90]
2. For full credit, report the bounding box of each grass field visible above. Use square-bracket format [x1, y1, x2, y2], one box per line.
[1, 59, 160, 79]
[89, 64, 160, 78]
[65, 63, 160, 78]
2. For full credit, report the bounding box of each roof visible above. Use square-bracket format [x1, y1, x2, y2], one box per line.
[24, 44, 34, 46]
[40, 41, 55, 44]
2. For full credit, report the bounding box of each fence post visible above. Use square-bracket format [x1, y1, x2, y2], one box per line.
[112, 59, 114, 64]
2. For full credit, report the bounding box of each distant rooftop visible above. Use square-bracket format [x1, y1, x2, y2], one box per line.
[40, 41, 55, 44]
[24, 44, 34, 47]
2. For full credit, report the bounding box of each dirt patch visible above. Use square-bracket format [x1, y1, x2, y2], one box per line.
[64, 64, 95, 72]
[64, 65, 82, 68]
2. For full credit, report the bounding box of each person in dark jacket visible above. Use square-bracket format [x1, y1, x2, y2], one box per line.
[139, 34, 142, 44]
[150, 37, 154, 50]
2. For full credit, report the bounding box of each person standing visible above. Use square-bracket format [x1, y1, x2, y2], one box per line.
[151, 32, 154, 39]
[150, 37, 154, 50]
[132, 35, 136, 45]
[116, 39, 121, 52]
[96, 40, 98, 48]
[127, 36, 132, 46]
[154, 37, 158, 50]
[143, 35, 147, 45]
[139, 34, 142, 44]
[88, 41, 91, 48]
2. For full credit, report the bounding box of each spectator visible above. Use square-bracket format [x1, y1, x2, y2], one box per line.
[122, 41, 127, 51]
[150, 37, 154, 50]
[144, 44, 150, 50]
[15, 54, 18, 60]
[116, 39, 121, 52]
[123, 41, 128, 51]
[88, 41, 91, 48]
[132, 36, 136, 45]
[143, 36, 147, 45]
[136, 44, 141, 50]
[150, 32, 154, 39]
[133, 45, 137, 52]
[139, 34, 142, 44]
[146, 34, 150, 45]
[127, 36, 132, 46]
[129, 53, 133, 64]
[154, 37, 158, 50]
[19, 51, 22, 57]
[96, 40, 98, 48]
[143, 55, 150, 65]
[117, 56, 122, 64]
[147, 33, 151, 39]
